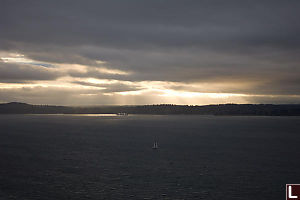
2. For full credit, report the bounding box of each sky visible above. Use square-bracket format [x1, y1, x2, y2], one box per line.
[1, 0, 300, 105]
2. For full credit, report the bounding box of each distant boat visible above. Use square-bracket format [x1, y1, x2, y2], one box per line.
[117, 112, 128, 116]
[152, 141, 158, 149]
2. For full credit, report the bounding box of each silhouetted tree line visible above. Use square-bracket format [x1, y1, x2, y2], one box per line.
[1, 102, 300, 116]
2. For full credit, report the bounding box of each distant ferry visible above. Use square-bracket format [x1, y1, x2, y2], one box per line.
[152, 141, 158, 150]
[117, 112, 128, 116]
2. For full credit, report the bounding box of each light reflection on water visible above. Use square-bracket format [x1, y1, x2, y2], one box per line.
[28, 113, 118, 117]
[68, 114, 118, 117]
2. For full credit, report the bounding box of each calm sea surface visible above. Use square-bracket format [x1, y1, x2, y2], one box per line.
[0, 114, 299, 199]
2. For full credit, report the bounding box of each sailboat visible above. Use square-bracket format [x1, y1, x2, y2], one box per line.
[152, 141, 158, 150]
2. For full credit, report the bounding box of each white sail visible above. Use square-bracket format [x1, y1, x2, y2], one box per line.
[153, 141, 158, 149]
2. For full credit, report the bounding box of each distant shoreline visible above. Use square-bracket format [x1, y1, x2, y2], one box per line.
[1, 102, 300, 116]
[1, 114, 299, 118]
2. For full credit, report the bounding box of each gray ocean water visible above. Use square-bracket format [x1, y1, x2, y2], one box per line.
[0, 114, 300, 199]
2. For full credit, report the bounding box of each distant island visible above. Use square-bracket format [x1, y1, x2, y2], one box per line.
[0, 102, 300, 116]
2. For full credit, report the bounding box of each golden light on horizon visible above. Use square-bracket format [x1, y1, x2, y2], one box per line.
[1, 51, 298, 105]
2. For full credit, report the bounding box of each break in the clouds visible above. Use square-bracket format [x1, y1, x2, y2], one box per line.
[0, 0, 300, 105]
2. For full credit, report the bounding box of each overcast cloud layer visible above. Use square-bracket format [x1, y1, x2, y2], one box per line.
[0, 0, 300, 105]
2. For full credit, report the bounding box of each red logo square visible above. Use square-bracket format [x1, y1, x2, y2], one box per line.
[287, 184, 300, 200]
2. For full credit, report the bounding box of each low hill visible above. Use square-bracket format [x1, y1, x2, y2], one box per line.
[1, 102, 300, 116]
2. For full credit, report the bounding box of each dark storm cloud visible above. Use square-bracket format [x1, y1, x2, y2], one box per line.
[1, 0, 300, 49]
[0, 62, 60, 82]
[1, 0, 300, 99]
